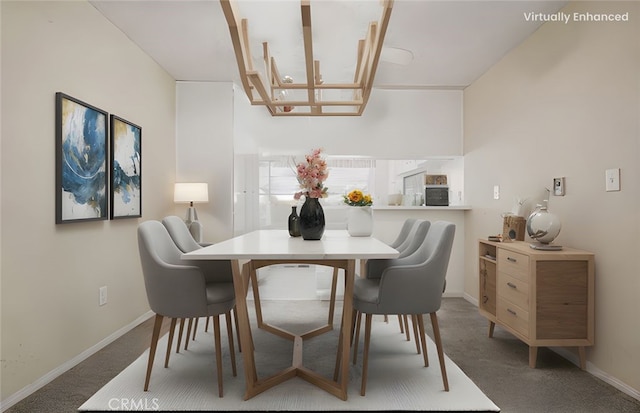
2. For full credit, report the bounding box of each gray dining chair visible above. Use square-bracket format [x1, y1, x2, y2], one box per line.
[351, 220, 455, 395]
[162, 215, 240, 352]
[138, 220, 237, 397]
[359, 219, 431, 344]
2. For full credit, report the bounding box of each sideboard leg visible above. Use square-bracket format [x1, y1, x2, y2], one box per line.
[528, 346, 538, 368]
[578, 346, 587, 370]
[488, 321, 495, 338]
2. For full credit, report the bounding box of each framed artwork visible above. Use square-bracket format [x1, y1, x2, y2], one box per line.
[110, 115, 141, 219]
[56, 92, 108, 224]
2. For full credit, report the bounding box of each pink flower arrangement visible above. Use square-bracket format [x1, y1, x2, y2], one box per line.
[294, 148, 329, 199]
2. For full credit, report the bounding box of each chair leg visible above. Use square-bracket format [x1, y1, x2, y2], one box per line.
[144, 314, 164, 391]
[403, 315, 411, 341]
[176, 318, 186, 353]
[205, 316, 210, 332]
[192, 318, 199, 340]
[352, 311, 362, 365]
[416, 314, 429, 367]
[212, 315, 224, 397]
[164, 318, 177, 368]
[185, 318, 194, 350]
[361, 313, 373, 396]
[430, 312, 449, 391]
[328, 267, 339, 326]
[397, 315, 404, 333]
[411, 314, 421, 354]
[233, 306, 241, 353]
[225, 310, 237, 377]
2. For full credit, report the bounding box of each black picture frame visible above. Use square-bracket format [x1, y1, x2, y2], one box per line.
[55, 92, 109, 224]
[110, 115, 142, 219]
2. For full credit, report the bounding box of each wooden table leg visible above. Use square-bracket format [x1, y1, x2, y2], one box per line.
[230, 260, 258, 398]
[338, 259, 356, 399]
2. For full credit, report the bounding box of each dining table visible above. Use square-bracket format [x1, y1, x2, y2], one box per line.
[182, 229, 399, 401]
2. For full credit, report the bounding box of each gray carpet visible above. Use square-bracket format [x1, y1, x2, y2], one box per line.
[79, 300, 499, 411]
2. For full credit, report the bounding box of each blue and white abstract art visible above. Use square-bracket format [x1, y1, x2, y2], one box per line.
[56, 93, 108, 223]
[110, 115, 141, 219]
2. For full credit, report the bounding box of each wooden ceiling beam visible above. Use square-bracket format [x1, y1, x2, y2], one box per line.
[222, 0, 393, 116]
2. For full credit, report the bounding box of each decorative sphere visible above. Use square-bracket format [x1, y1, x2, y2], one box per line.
[526, 206, 561, 244]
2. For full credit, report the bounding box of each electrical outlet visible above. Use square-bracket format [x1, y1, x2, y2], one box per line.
[493, 185, 500, 200]
[99, 286, 108, 306]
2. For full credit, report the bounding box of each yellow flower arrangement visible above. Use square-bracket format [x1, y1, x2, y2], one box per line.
[343, 189, 373, 207]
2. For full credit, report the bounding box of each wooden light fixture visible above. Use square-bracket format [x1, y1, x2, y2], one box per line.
[220, 0, 394, 116]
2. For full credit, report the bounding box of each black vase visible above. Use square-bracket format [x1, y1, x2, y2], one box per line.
[299, 197, 325, 240]
[288, 206, 301, 237]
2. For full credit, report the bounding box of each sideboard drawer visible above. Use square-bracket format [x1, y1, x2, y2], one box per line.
[498, 249, 529, 281]
[497, 298, 529, 338]
[498, 272, 529, 309]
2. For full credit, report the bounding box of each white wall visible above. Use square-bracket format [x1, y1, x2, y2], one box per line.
[234, 88, 463, 157]
[175, 82, 235, 242]
[464, 1, 639, 396]
[1, 1, 176, 403]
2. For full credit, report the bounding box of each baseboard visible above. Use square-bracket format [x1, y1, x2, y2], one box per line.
[461, 296, 639, 403]
[0, 310, 154, 412]
[550, 347, 640, 402]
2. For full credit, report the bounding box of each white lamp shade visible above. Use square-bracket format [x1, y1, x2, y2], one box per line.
[174, 183, 209, 203]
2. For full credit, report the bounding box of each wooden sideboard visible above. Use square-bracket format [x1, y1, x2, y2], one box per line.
[478, 240, 595, 369]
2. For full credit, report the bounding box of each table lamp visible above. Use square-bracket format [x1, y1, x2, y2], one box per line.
[174, 183, 209, 243]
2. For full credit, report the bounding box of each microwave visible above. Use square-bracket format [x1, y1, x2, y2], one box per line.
[425, 186, 449, 206]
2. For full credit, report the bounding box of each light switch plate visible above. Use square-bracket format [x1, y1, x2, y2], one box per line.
[553, 177, 565, 196]
[605, 168, 620, 192]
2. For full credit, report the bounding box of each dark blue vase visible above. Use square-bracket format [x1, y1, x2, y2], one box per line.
[299, 197, 325, 240]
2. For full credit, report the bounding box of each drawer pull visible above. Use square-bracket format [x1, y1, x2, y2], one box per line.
[507, 282, 517, 289]
[507, 308, 517, 316]
[507, 257, 517, 263]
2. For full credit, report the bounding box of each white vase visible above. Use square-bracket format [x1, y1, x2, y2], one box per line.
[347, 206, 373, 237]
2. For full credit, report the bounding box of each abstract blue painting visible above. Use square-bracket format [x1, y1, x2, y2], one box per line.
[110, 115, 141, 219]
[56, 93, 108, 223]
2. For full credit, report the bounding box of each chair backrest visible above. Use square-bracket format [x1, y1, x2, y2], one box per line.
[366, 220, 431, 278]
[162, 215, 233, 283]
[376, 221, 456, 315]
[396, 219, 431, 258]
[388, 218, 418, 249]
[138, 220, 209, 318]
[162, 215, 202, 253]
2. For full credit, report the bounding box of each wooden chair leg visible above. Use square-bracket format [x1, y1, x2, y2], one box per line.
[328, 267, 339, 326]
[164, 318, 177, 368]
[430, 312, 449, 391]
[403, 315, 411, 341]
[205, 316, 210, 332]
[352, 311, 362, 365]
[144, 314, 164, 391]
[225, 310, 237, 377]
[233, 306, 241, 353]
[397, 314, 404, 333]
[416, 314, 429, 367]
[192, 318, 199, 340]
[384, 314, 389, 323]
[411, 314, 421, 354]
[185, 318, 194, 350]
[333, 310, 345, 381]
[212, 315, 224, 397]
[361, 313, 373, 396]
[176, 318, 186, 353]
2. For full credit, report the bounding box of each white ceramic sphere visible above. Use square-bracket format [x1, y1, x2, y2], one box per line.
[526, 207, 561, 244]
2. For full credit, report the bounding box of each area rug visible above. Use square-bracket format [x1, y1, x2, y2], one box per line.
[79, 300, 499, 411]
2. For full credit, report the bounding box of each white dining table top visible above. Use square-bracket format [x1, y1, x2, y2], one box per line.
[182, 229, 399, 261]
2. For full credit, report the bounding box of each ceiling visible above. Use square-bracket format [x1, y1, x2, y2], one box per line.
[90, 0, 567, 89]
